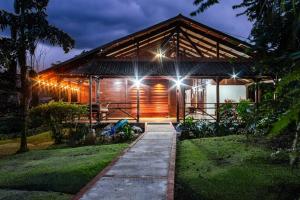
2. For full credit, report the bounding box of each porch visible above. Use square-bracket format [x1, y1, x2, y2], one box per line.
[36, 60, 264, 126]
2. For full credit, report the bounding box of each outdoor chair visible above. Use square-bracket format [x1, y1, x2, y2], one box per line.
[100, 103, 110, 120]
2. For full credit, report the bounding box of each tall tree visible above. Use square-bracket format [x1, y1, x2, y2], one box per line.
[0, 0, 74, 152]
[192, 0, 300, 166]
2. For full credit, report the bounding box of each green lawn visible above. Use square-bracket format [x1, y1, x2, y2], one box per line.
[0, 134, 128, 200]
[0, 132, 53, 158]
[176, 135, 300, 200]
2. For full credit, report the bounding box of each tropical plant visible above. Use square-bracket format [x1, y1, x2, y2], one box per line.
[121, 123, 133, 140]
[236, 99, 256, 136]
[0, 0, 74, 152]
[269, 57, 300, 167]
[178, 116, 199, 139]
[195, 120, 217, 137]
[30, 101, 87, 144]
[219, 100, 240, 135]
[68, 123, 89, 146]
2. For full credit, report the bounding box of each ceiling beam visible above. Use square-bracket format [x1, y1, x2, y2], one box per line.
[179, 43, 211, 58]
[102, 21, 179, 56]
[180, 23, 250, 57]
[180, 29, 204, 57]
[179, 37, 230, 58]
[107, 28, 174, 57]
[184, 30, 244, 58]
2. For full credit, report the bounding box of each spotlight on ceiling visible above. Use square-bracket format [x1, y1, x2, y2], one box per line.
[175, 78, 183, 88]
[156, 49, 165, 59]
[231, 72, 239, 79]
[134, 79, 142, 88]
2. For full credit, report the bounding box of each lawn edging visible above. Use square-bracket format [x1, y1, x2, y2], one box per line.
[167, 122, 177, 200]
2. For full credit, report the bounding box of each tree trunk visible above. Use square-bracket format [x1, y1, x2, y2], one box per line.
[8, 26, 17, 90]
[17, 2, 30, 153]
[18, 48, 29, 153]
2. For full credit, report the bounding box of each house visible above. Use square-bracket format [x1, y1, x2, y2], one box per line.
[38, 14, 268, 124]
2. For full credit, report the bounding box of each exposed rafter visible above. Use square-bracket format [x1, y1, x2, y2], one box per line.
[40, 14, 253, 76]
[180, 29, 204, 57]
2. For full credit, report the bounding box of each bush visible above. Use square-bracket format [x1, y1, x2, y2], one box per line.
[236, 99, 256, 136]
[68, 123, 89, 146]
[120, 123, 134, 140]
[196, 120, 218, 137]
[219, 100, 240, 135]
[30, 101, 87, 144]
[177, 117, 198, 139]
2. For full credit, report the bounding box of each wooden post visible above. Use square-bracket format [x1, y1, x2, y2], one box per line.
[95, 78, 101, 122]
[57, 78, 62, 101]
[89, 76, 93, 129]
[176, 86, 180, 123]
[78, 80, 82, 103]
[67, 81, 71, 103]
[137, 84, 140, 123]
[183, 88, 186, 122]
[216, 77, 220, 123]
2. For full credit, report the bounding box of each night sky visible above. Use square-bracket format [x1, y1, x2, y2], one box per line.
[0, 0, 252, 70]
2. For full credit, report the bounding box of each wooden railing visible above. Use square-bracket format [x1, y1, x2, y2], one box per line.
[183, 102, 256, 122]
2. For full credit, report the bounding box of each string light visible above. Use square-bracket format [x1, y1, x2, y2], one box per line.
[36, 79, 79, 91]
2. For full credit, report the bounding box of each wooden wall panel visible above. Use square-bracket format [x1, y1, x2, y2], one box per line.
[129, 79, 169, 117]
[100, 79, 127, 103]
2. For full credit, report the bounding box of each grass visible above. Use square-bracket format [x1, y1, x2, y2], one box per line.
[175, 135, 300, 200]
[0, 189, 71, 200]
[0, 132, 53, 158]
[0, 132, 128, 200]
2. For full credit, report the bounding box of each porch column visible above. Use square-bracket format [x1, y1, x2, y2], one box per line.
[89, 76, 93, 129]
[57, 78, 62, 101]
[96, 78, 101, 104]
[216, 77, 220, 123]
[176, 85, 180, 123]
[137, 83, 140, 123]
[183, 88, 186, 122]
[96, 78, 101, 122]
[67, 81, 71, 103]
[78, 80, 82, 103]
[255, 79, 260, 109]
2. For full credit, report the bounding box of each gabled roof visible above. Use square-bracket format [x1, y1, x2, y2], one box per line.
[40, 14, 253, 76]
[62, 59, 255, 78]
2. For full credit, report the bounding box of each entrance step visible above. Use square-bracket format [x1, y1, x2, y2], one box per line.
[146, 122, 175, 132]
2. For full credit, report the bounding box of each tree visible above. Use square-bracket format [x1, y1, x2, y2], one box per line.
[0, 0, 74, 152]
[191, 0, 300, 166]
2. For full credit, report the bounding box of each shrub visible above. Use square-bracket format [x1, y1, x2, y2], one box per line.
[196, 120, 218, 137]
[236, 99, 256, 136]
[68, 123, 89, 146]
[178, 117, 200, 139]
[219, 100, 240, 135]
[30, 101, 87, 144]
[120, 123, 133, 140]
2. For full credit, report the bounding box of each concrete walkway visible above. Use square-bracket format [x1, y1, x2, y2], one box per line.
[74, 122, 176, 200]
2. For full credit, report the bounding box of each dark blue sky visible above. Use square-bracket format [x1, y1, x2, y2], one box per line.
[0, 0, 252, 69]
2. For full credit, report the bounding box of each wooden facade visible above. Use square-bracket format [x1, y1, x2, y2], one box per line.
[38, 14, 268, 123]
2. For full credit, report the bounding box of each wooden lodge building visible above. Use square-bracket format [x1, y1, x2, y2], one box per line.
[38, 14, 267, 124]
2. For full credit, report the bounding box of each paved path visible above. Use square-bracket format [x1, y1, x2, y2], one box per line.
[74, 122, 176, 200]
